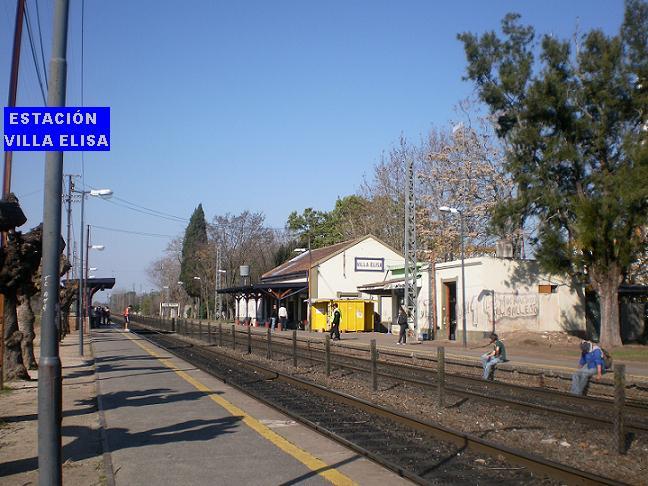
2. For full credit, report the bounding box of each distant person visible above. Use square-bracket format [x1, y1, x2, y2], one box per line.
[480, 333, 506, 380]
[104, 307, 111, 325]
[570, 341, 604, 396]
[278, 304, 287, 330]
[330, 303, 341, 341]
[123, 305, 131, 330]
[396, 306, 408, 345]
[271, 304, 278, 331]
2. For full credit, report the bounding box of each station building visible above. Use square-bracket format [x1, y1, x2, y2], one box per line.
[360, 256, 586, 342]
[219, 235, 404, 329]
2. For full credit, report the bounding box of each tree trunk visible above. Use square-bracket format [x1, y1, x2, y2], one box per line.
[17, 295, 37, 369]
[3, 293, 29, 380]
[591, 265, 623, 348]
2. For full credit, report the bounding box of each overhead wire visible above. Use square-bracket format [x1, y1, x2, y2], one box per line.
[23, 0, 47, 103]
[91, 225, 175, 238]
[33, 0, 48, 92]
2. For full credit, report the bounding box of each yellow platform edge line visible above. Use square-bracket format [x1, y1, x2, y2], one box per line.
[125, 332, 357, 486]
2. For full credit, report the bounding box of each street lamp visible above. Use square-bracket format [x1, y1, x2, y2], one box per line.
[215, 269, 226, 320]
[294, 233, 312, 330]
[439, 205, 467, 348]
[73, 187, 112, 356]
[193, 276, 202, 319]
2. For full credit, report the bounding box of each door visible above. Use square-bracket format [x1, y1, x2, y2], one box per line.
[442, 282, 457, 340]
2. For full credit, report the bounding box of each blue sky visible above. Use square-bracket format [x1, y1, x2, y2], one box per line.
[0, 0, 625, 294]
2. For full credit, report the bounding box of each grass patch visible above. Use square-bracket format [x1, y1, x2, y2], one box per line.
[0, 386, 14, 395]
[611, 347, 648, 362]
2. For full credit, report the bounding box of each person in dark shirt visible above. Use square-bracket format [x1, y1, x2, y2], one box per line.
[330, 303, 341, 341]
[570, 341, 604, 395]
[480, 333, 506, 380]
[396, 306, 408, 345]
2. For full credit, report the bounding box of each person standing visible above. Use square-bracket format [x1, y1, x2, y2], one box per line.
[570, 341, 604, 395]
[396, 306, 408, 345]
[270, 304, 278, 331]
[278, 303, 287, 331]
[123, 305, 131, 330]
[480, 333, 506, 380]
[330, 303, 341, 341]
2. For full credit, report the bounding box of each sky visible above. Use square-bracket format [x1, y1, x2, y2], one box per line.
[0, 0, 626, 297]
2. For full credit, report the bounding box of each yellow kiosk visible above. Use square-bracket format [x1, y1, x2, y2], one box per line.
[311, 299, 374, 332]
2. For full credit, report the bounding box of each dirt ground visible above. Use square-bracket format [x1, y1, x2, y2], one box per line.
[0, 331, 106, 485]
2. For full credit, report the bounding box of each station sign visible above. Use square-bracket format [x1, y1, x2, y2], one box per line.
[3, 107, 110, 151]
[355, 257, 384, 272]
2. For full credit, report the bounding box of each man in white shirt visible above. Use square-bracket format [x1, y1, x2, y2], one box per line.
[278, 304, 287, 330]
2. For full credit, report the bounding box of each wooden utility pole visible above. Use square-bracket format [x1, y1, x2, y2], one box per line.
[1, 0, 27, 389]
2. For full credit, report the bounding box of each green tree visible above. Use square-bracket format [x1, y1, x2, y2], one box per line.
[459, 0, 648, 346]
[179, 204, 208, 298]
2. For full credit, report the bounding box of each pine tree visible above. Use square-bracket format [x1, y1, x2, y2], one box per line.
[180, 204, 208, 298]
[459, 0, 648, 346]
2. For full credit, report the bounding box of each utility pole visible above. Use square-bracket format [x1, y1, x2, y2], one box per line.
[63, 174, 79, 268]
[404, 158, 419, 339]
[1, 0, 26, 391]
[38, 1, 71, 484]
[215, 247, 222, 318]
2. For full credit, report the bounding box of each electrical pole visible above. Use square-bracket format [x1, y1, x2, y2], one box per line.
[38, 1, 71, 484]
[1, 0, 26, 391]
[404, 158, 419, 339]
[215, 247, 222, 318]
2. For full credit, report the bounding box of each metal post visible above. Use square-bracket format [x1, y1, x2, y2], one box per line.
[84, 224, 90, 331]
[292, 330, 297, 367]
[38, 1, 70, 484]
[219, 322, 223, 347]
[207, 321, 211, 344]
[171, 317, 176, 333]
[231, 324, 236, 350]
[247, 325, 251, 354]
[266, 328, 272, 359]
[77, 194, 85, 355]
[437, 347, 445, 407]
[404, 157, 419, 339]
[460, 214, 467, 347]
[199, 319, 202, 341]
[614, 364, 626, 454]
[325, 334, 331, 377]
[370, 339, 378, 391]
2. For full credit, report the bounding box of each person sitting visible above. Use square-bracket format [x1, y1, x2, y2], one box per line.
[480, 333, 506, 380]
[570, 340, 603, 396]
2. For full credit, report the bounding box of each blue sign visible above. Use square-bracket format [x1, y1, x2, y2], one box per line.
[3, 107, 110, 151]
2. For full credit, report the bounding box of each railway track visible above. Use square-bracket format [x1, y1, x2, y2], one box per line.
[136, 317, 648, 434]
[128, 322, 627, 485]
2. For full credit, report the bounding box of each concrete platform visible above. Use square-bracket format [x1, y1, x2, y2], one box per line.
[92, 328, 410, 485]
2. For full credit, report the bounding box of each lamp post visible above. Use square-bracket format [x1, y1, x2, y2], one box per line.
[215, 269, 226, 320]
[85, 225, 104, 344]
[193, 276, 202, 319]
[177, 281, 184, 318]
[439, 206, 467, 347]
[294, 237, 312, 330]
[74, 188, 111, 356]
[162, 285, 169, 317]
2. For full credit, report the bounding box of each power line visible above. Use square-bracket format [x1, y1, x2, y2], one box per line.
[99, 197, 189, 224]
[92, 225, 175, 238]
[33, 0, 48, 92]
[23, 1, 47, 103]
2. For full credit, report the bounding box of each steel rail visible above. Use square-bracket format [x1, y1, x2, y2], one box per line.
[130, 322, 626, 486]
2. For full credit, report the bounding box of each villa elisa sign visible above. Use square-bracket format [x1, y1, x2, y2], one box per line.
[355, 257, 384, 272]
[3, 107, 110, 151]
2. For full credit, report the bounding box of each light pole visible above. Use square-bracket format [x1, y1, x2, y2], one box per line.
[74, 188, 111, 356]
[177, 281, 184, 318]
[85, 226, 104, 341]
[162, 285, 169, 318]
[439, 206, 467, 347]
[193, 276, 202, 319]
[294, 236, 312, 330]
[215, 269, 226, 320]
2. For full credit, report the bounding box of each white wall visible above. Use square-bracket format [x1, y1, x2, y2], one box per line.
[316, 237, 403, 300]
[432, 257, 585, 335]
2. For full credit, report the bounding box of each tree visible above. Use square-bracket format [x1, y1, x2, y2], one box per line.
[0, 224, 43, 380]
[179, 204, 208, 299]
[459, 0, 648, 346]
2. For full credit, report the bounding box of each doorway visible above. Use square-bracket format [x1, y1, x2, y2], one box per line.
[442, 281, 457, 340]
